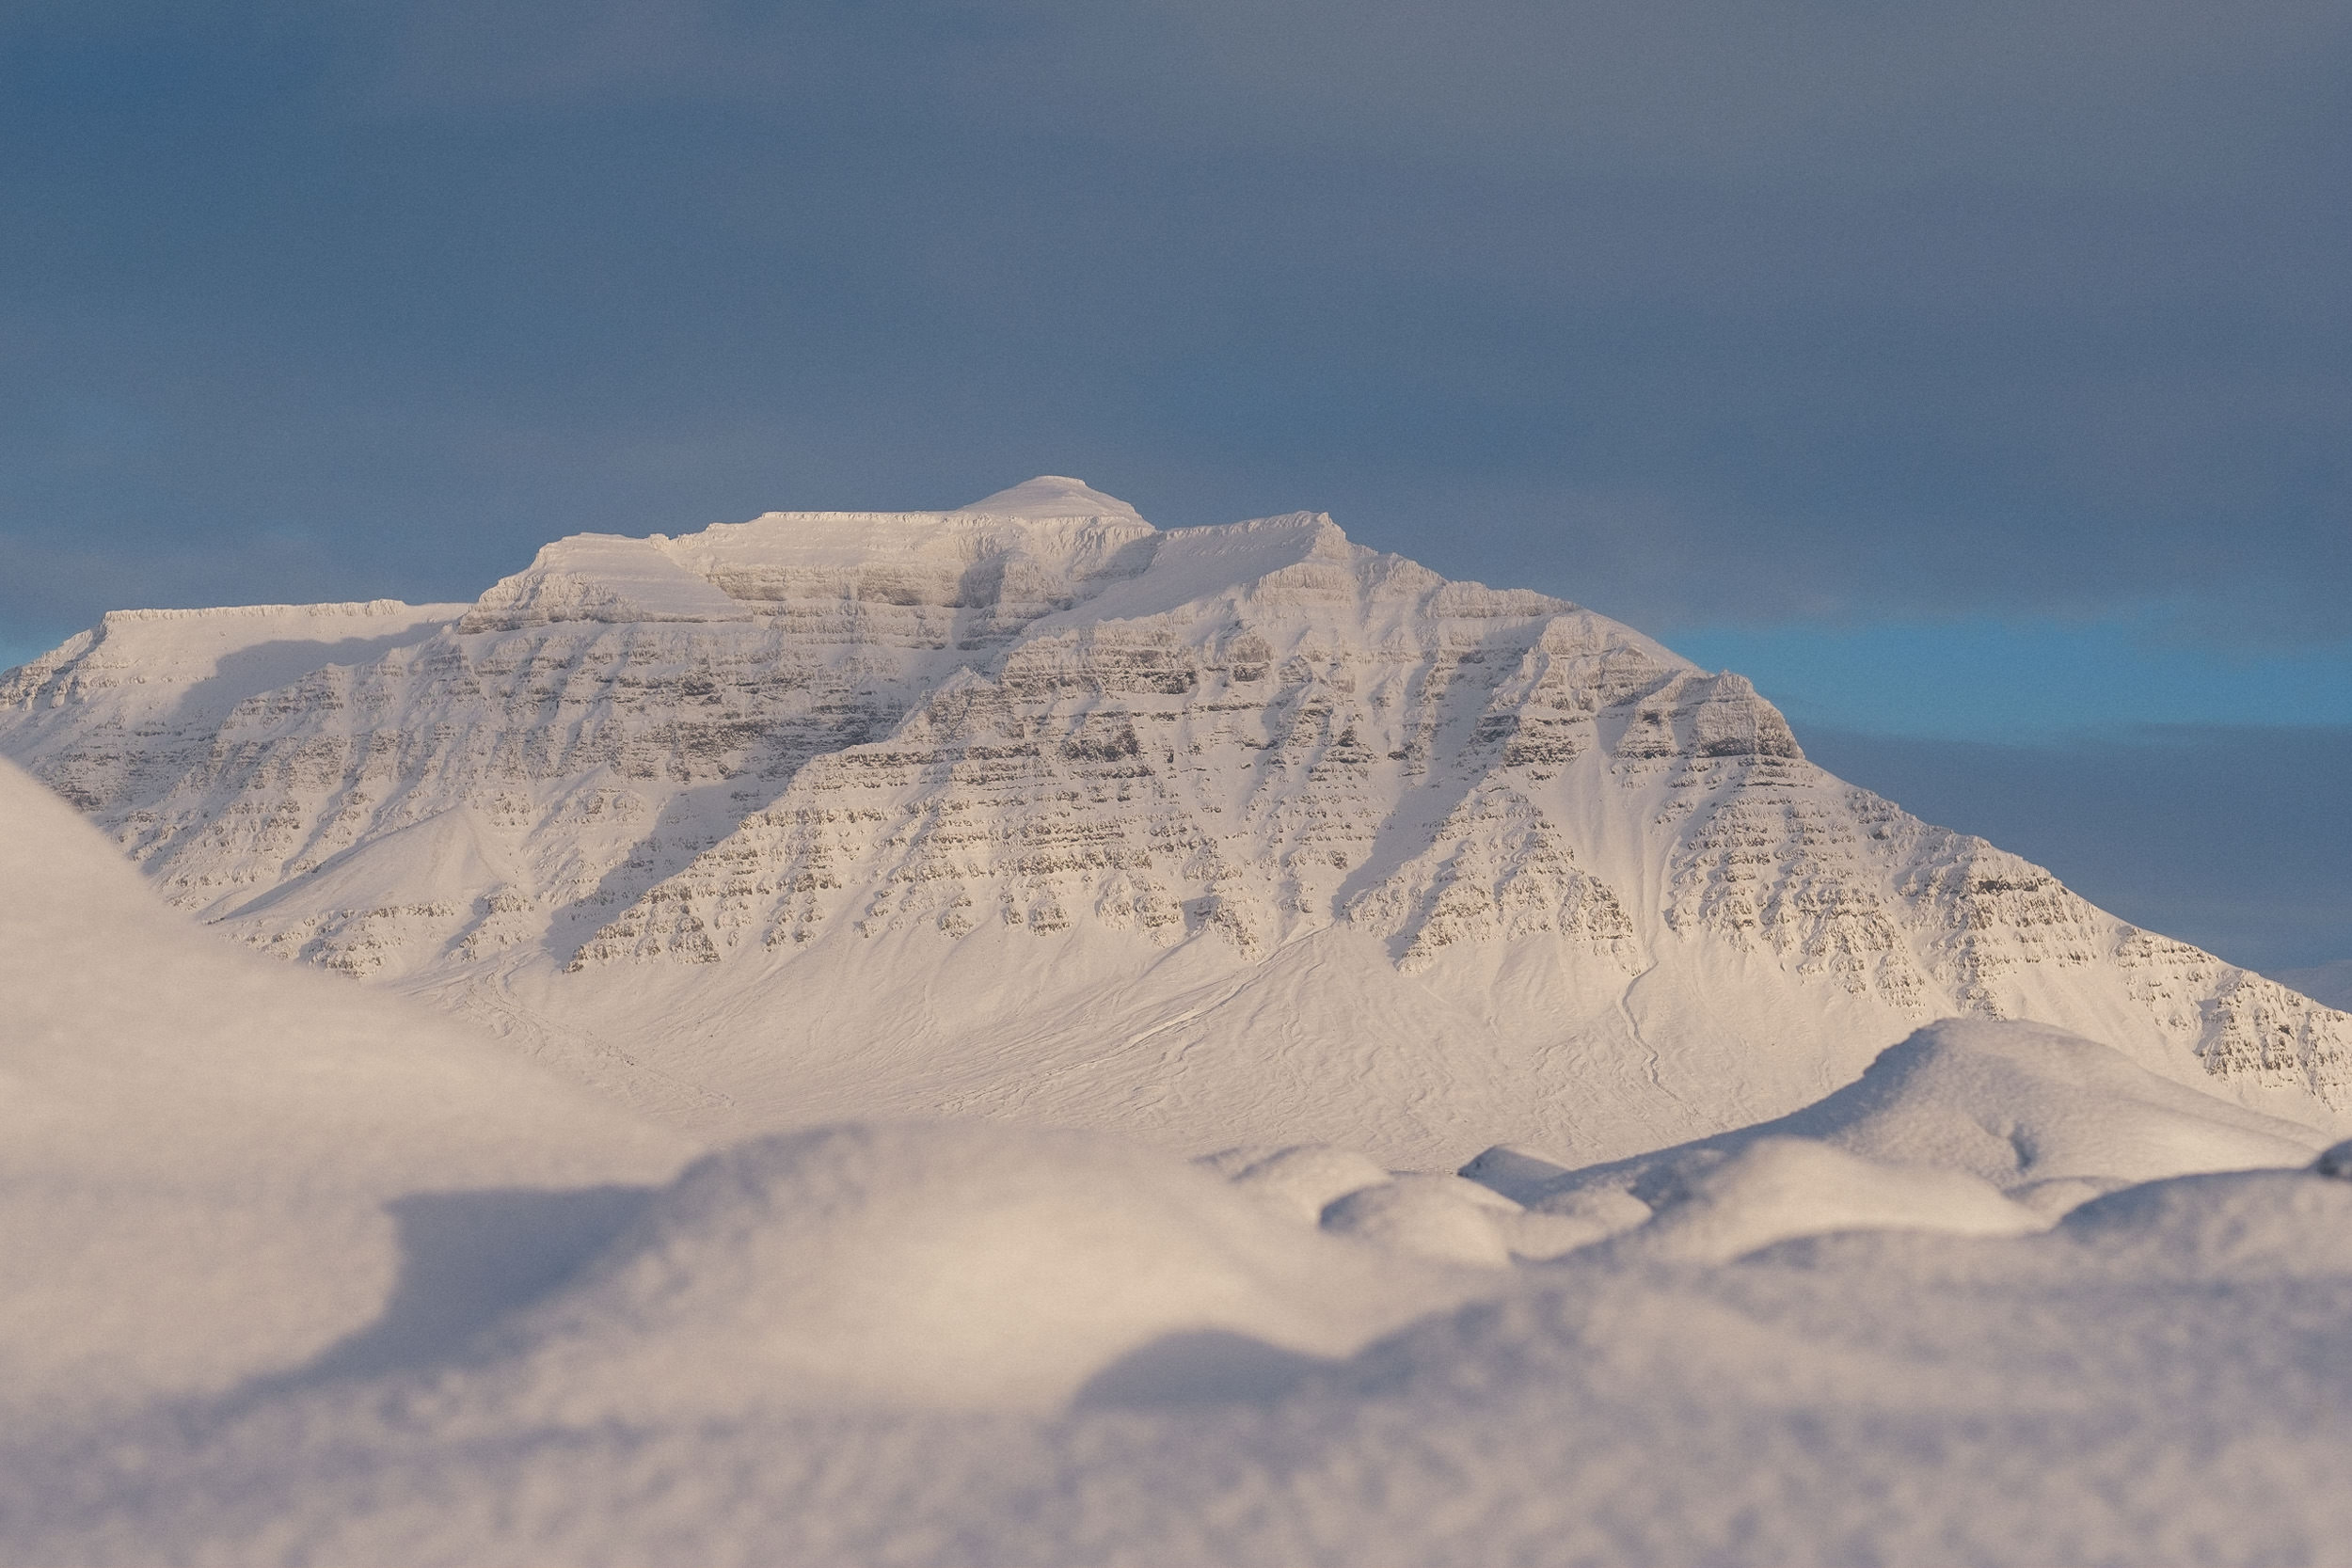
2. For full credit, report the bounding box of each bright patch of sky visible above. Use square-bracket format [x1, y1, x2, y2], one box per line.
[1670, 615, 2352, 742]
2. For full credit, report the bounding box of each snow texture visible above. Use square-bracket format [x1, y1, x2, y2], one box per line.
[4, 1073, 2349, 1563]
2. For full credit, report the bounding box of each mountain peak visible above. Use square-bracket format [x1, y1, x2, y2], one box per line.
[954, 476, 1148, 525]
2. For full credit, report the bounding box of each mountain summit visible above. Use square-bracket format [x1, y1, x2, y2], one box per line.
[5, 481, 2345, 1163]
[952, 475, 1148, 521]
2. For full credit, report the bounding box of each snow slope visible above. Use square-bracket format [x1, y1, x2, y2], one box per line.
[0, 758, 691, 1422]
[6, 478, 2346, 1164]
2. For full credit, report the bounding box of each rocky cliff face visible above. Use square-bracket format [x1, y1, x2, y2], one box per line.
[6, 478, 2345, 1161]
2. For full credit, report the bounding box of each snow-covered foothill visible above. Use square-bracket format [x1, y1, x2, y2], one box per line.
[0, 758, 692, 1422]
[1502, 1018, 2331, 1225]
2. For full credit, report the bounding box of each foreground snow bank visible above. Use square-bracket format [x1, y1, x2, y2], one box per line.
[2056, 1164, 2352, 1277]
[8, 1161, 2349, 1566]
[0, 760, 691, 1419]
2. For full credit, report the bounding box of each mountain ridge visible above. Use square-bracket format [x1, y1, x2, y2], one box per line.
[5, 479, 2345, 1163]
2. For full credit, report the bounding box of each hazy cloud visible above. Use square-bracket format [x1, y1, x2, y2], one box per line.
[2, 0, 2346, 645]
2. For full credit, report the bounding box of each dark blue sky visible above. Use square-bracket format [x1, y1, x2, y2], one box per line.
[3, 2, 2347, 974]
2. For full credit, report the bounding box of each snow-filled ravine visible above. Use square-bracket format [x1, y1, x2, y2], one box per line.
[8, 751, 2352, 1566]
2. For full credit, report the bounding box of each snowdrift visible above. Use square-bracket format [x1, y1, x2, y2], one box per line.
[476, 1122, 1475, 1416]
[1600, 1135, 2045, 1261]
[0, 759, 691, 1418]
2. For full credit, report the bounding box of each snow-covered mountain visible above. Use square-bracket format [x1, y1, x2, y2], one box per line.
[6, 477, 2346, 1164]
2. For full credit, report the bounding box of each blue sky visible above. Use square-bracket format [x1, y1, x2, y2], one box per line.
[1668, 618, 2352, 742]
[3, 1, 2347, 974]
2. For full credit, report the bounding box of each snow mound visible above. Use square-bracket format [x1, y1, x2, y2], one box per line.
[1320, 1174, 1521, 1267]
[1201, 1148, 1618, 1263]
[484, 1122, 1475, 1416]
[0, 759, 689, 1419]
[1611, 1136, 2045, 1262]
[1202, 1143, 1393, 1223]
[1780, 1019, 2328, 1203]
[2053, 1167, 2352, 1278]
[23, 1152, 2352, 1565]
[1519, 1184, 1657, 1249]
[1508, 1019, 2328, 1223]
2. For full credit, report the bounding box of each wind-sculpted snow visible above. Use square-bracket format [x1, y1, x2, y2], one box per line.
[469, 1123, 1474, 1418]
[5, 477, 2348, 1158]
